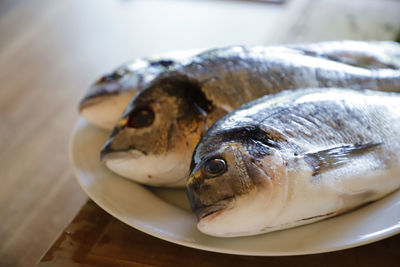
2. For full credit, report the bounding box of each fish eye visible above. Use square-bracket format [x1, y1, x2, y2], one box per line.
[127, 106, 155, 128]
[203, 158, 227, 177]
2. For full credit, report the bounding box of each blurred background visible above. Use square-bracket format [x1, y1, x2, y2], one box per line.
[0, 0, 399, 266]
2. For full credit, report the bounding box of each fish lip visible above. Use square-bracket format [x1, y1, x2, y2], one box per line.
[100, 142, 145, 162]
[101, 149, 145, 162]
[195, 197, 234, 220]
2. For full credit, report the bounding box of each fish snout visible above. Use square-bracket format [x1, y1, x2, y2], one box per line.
[97, 68, 130, 84]
[187, 168, 202, 185]
[186, 169, 234, 220]
[100, 121, 136, 162]
[192, 200, 232, 221]
[100, 139, 143, 162]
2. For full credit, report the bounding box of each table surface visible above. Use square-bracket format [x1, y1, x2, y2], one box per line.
[1, 0, 400, 266]
[39, 200, 400, 267]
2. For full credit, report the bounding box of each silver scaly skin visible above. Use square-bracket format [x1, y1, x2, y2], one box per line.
[101, 41, 400, 187]
[187, 88, 400, 237]
[288, 41, 400, 70]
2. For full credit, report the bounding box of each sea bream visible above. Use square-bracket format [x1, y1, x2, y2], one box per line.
[187, 88, 400, 237]
[80, 41, 400, 130]
[101, 42, 400, 187]
[79, 49, 203, 130]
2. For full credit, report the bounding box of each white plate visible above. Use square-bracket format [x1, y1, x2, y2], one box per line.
[69, 118, 400, 256]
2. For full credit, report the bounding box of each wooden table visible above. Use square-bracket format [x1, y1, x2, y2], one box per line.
[1, 0, 400, 266]
[39, 200, 400, 266]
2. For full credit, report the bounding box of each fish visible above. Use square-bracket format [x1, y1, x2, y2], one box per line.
[80, 41, 400, 130]
[187, 88, 400, 237]
[100, 41, 400, 187]
[79, 49, 203, 130]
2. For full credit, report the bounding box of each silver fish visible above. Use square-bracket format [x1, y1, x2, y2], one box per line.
[80, 41, 400, 130]
[79, 49, 203, 130]
[101, 42, 400, 187]
[187, 88, 400, 237]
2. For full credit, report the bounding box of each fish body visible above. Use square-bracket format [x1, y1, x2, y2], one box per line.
[80, 41, 400, 130]
[101, 42, 400, 187]
[187, 88, 400, 237]
[79, 49, 203, 130]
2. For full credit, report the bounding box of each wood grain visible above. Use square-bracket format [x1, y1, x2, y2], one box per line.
[0, 1, 90, 266]
[39, 200, 400, 267]
[0, 0, 399, 266]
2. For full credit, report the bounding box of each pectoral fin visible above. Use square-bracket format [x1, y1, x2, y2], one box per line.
[304, 143, 381, 176]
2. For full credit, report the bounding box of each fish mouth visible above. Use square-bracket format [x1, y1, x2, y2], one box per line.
[101, 145, 189, 187]
[101, 149, 144, 162]
[100, 141, 144, 162]
[194, 197, 235, 220]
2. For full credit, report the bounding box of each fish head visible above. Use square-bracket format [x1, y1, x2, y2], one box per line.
[101, 74, 216, 187]
[79, 66, 138, 130]
[187, 126, 289, 237]
[79, 59, 159, 130]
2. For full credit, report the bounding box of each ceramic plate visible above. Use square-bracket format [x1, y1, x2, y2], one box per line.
[69, 118, 400, 256]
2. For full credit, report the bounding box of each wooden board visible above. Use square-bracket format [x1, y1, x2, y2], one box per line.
[39, 200, 400, 267]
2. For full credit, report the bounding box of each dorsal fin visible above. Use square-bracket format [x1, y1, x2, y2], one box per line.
[304, 143, 381, 176]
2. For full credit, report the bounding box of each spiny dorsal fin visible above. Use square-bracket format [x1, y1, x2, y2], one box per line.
[304, 143, 381, 176]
